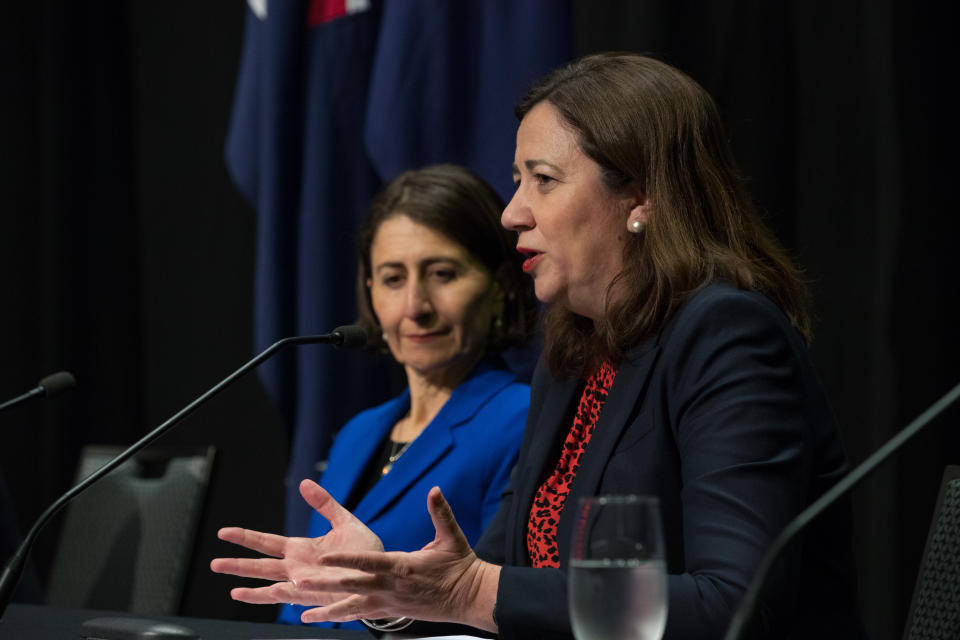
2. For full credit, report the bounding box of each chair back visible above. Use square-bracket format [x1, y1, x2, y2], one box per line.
[45, 444, 215, 615]
[903, 465, 960, 640]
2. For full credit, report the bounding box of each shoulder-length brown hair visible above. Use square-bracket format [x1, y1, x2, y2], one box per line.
[356, 164, 537, 354]
[516, 53, 811, 379]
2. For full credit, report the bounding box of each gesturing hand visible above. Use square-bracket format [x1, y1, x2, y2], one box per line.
[296, 486, 500, 632]
[209, 479, 383, 608]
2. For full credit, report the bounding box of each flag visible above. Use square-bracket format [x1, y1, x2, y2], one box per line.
[365, 1, 575, 201]
[226, 0, 573, 538]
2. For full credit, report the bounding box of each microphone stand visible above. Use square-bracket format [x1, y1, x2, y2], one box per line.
[724, 379, 960, 640]
[0, 329, 361, 618]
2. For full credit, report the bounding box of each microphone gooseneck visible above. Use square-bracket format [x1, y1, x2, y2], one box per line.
[724, 379, 960, 640]
[0, 326, 366, 618]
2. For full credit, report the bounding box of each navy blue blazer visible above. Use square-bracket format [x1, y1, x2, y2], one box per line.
[279, 362, 529, 627]
[476, 283, 865, 639]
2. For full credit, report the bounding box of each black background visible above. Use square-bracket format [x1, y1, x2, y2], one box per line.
[1, 2, 958, 638]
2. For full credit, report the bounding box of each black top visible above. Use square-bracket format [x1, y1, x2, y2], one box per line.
[343, 437, 409, 513]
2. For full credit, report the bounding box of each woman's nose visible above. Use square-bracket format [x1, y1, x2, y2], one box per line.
[404, 279, 434, 321]
[501, 187, 532, 232]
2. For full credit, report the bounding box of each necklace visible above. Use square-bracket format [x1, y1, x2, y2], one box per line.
[382, 440, 412, 475]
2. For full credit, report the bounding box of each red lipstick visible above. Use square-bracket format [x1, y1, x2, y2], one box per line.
[517, 247, 543, 274]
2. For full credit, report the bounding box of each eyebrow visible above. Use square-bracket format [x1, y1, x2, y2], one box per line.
[373, 256, 464, 273]
[512, 159, 564, 175]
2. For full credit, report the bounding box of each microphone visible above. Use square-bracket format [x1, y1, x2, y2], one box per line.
[327, 324, 367, 349]
[724, 378, 960, 640]
[0, 371, 76, 413]
[0, 325, 366, 619]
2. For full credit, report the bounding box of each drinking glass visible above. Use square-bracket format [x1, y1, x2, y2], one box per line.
[568, 495, 667, 640]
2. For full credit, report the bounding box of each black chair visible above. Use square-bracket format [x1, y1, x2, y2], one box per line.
[902, 465, 960, 640]
[44, 445, 215, 615]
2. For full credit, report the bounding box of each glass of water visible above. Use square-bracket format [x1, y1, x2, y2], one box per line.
[568, 495, 667, 640]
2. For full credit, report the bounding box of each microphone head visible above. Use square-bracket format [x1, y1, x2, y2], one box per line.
[38, 371, 76, 397]
[331, 325, 368, 349]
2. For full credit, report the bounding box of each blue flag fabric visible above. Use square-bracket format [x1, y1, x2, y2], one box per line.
[226, 0, 573, 540]
[226, 0, 386, 539]
[365, 1, 576, 201]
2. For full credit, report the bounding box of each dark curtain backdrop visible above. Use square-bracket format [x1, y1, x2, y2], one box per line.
[1, 1, 957, 638]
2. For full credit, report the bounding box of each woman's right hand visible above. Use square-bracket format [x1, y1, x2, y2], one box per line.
[209, 479, 383, 609]
[295, 486, 501, 632]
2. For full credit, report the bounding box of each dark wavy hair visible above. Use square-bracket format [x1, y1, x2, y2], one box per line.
[516, 53, 811, 379]
[356, 164, 537, 354]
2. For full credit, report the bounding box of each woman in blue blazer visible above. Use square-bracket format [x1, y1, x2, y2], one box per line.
[214, 54, 865, 638]
[275, 164, 537, 629]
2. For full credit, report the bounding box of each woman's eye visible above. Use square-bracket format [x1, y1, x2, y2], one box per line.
[382, 274, 404, 288]
[430, 269, 456, 282]
[534, 173, 555, 186]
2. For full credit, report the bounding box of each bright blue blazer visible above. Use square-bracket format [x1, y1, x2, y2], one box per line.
[278, 362, 529, 627]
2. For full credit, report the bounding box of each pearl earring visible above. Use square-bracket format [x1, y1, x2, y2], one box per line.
[630, 219, 645, 234]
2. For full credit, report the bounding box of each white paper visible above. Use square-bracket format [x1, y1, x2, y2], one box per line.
[388, 637, 485, 640]
[252, 634, 486, 640]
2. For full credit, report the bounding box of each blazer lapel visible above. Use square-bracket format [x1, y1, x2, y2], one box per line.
[354, 365, 514, 524]
[556, 341, 662, 566]
[321, 394, 408, 505]
[506, 372, 580, 564]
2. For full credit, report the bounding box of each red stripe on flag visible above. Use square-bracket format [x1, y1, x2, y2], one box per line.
[308, 0, 347, 27]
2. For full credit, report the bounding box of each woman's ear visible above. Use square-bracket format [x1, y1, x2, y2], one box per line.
[626, 188, 651, 234]
[491, 280, 505, 311]
[489, 280, 506, 332]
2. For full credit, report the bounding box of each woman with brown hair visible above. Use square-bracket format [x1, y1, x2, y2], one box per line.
[212, 53, 865, 639]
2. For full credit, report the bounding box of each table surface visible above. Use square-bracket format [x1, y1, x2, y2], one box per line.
[0, 603, 374, 640]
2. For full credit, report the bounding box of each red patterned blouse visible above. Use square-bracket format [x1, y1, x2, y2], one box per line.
[526, 361, 618, 567]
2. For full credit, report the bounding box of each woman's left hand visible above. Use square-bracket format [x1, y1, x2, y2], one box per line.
[210, 479, 383, 608]
[296, 486, 501, 632]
